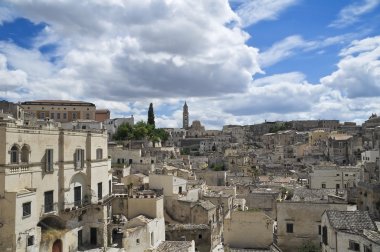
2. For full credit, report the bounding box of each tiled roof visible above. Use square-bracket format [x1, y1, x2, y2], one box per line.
[195, 200, 216, 210]
[156, 241, 193, 252]
[326, 210, 377, 234]
[363, 229, 380, 244]
[291, 188, 339, 202]
[166, 224, 209, 231]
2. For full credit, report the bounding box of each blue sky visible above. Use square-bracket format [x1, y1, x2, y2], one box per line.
[1, 0, 380, 129]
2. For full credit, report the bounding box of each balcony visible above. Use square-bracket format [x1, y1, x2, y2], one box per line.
[40, 203, 58, 217]
[62, 196, 92, 212]
[1, 163, 32, 174]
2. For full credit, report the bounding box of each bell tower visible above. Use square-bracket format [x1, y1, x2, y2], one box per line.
[183, 101, 189, 129]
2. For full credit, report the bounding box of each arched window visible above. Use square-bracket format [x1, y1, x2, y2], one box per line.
[10, 145, 19, 164]
[21, 145, 30, 163]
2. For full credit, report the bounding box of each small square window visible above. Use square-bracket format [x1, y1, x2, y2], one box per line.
[286, 223, 293, 233]
[349, 240, 360, 251]
[23, 202, 31, 217]
[27, 235, 34, 246]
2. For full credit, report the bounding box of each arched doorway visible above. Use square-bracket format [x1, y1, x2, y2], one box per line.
[52, 239, 62, 252]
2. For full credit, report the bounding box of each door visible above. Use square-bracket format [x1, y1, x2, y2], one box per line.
[52, 239, 62, 252]
[90, 228, 97, 245]
[78, 230, 83, 248]
[74, 186, 81, 206]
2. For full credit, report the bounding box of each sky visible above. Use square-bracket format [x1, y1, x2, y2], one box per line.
[0, 0, 380, 129]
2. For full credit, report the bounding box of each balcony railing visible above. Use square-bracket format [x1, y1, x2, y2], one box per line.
[62, 196, 92, 212]
[40, 203, 58, 217]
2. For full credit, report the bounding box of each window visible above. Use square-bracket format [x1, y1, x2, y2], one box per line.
[318, 225, 321, 235]
[10, 145, 19, 164]
[23, 202, 31, 217]
[44, 190, 54, 213]
[150, 232, 154, 246]
[86, 113, 90, 119]
[364, 245, 372, 252]
[75, 149, 85, 169]
[45, 149, 54, 172]
[57, 113, 61, 119]
[286, 223, 293, 233]
[73, 112, 77, 120]
[98, 182, 102, 200]
[96, 148, 103, 160]
[345, 174, 349, 177]
[109, 180, 112, 195]
[336, 174, 340, 176]
[321, 183, 326, 189]
[136, 239, 140, 245]
[349, 240, 360, 251]
[63, 113, 67, 119]
[322, 226, 328, 245]
[40, 112, 45, 119]
[336, 184, 340, 189]
[27, 236, 34, 246]
[198, 234, 202, 239]
[50, 113, 54, 119]
[21, 145, 30, 163]
[74, 186, 82, 206]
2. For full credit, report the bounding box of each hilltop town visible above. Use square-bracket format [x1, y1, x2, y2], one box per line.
[1, 99, 380, 252]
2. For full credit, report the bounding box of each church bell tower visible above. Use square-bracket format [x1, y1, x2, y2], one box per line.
[183, 101, 189, 129]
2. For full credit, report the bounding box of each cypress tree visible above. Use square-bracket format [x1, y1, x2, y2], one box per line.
[147, 103, 155, 127]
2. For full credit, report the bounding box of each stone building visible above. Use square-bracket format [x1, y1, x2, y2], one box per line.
[166, 224, 211, 252]
[321, 210, 380, 252]
[224, 211, 274, 250]
[0, 100, 24, 120]
[0, 120, 111, 252]
[21, 100, 96, 122]
[276, 188, 356, 252]
[309, 163, 360, 189]
[326, 134, 355, 165]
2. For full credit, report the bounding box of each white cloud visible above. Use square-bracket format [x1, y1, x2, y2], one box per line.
[2, 0, 261, 100]
[234, 0, 299, 27]
[259, 33, 365, 68]
[321, 36, 380, 98]
[0, 54, 28, 92]
[330, 0, 380, 28]
[0, 6, 15, 25]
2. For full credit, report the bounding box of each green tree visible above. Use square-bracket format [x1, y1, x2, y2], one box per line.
[112, 123, 134, 140]
[147, 103, 155, 127]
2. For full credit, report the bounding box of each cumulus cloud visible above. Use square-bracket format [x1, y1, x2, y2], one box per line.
[321, 36, 380, 98]
[2, 0, 261, 100]
[0, 53, 28, 91]
[330, 0, 380, 28]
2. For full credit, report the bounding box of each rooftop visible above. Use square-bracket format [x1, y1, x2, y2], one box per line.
[156, 241, 194, 252]
[166, 224, 209, 231]
[326, 210, 377, 234]
[21, 100, 95, 107]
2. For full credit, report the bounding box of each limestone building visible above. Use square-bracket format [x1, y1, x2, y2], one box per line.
[0, 119, 111, 252]
[21, 100, 97, 122]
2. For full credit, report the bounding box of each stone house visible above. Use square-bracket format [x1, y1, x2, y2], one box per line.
[321, 210, 380, 252]
[357, 182, 380, 220]
[327, 134, 355, 165]
[0, 120, 111, 252]
[123, 215, 165, 252]
[309, 163, 360, 189]
[224, 211, 274, 250]
[276, 188, 356, 252]
[149, 174, 187, 196]
[166, 224, 211, 252]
